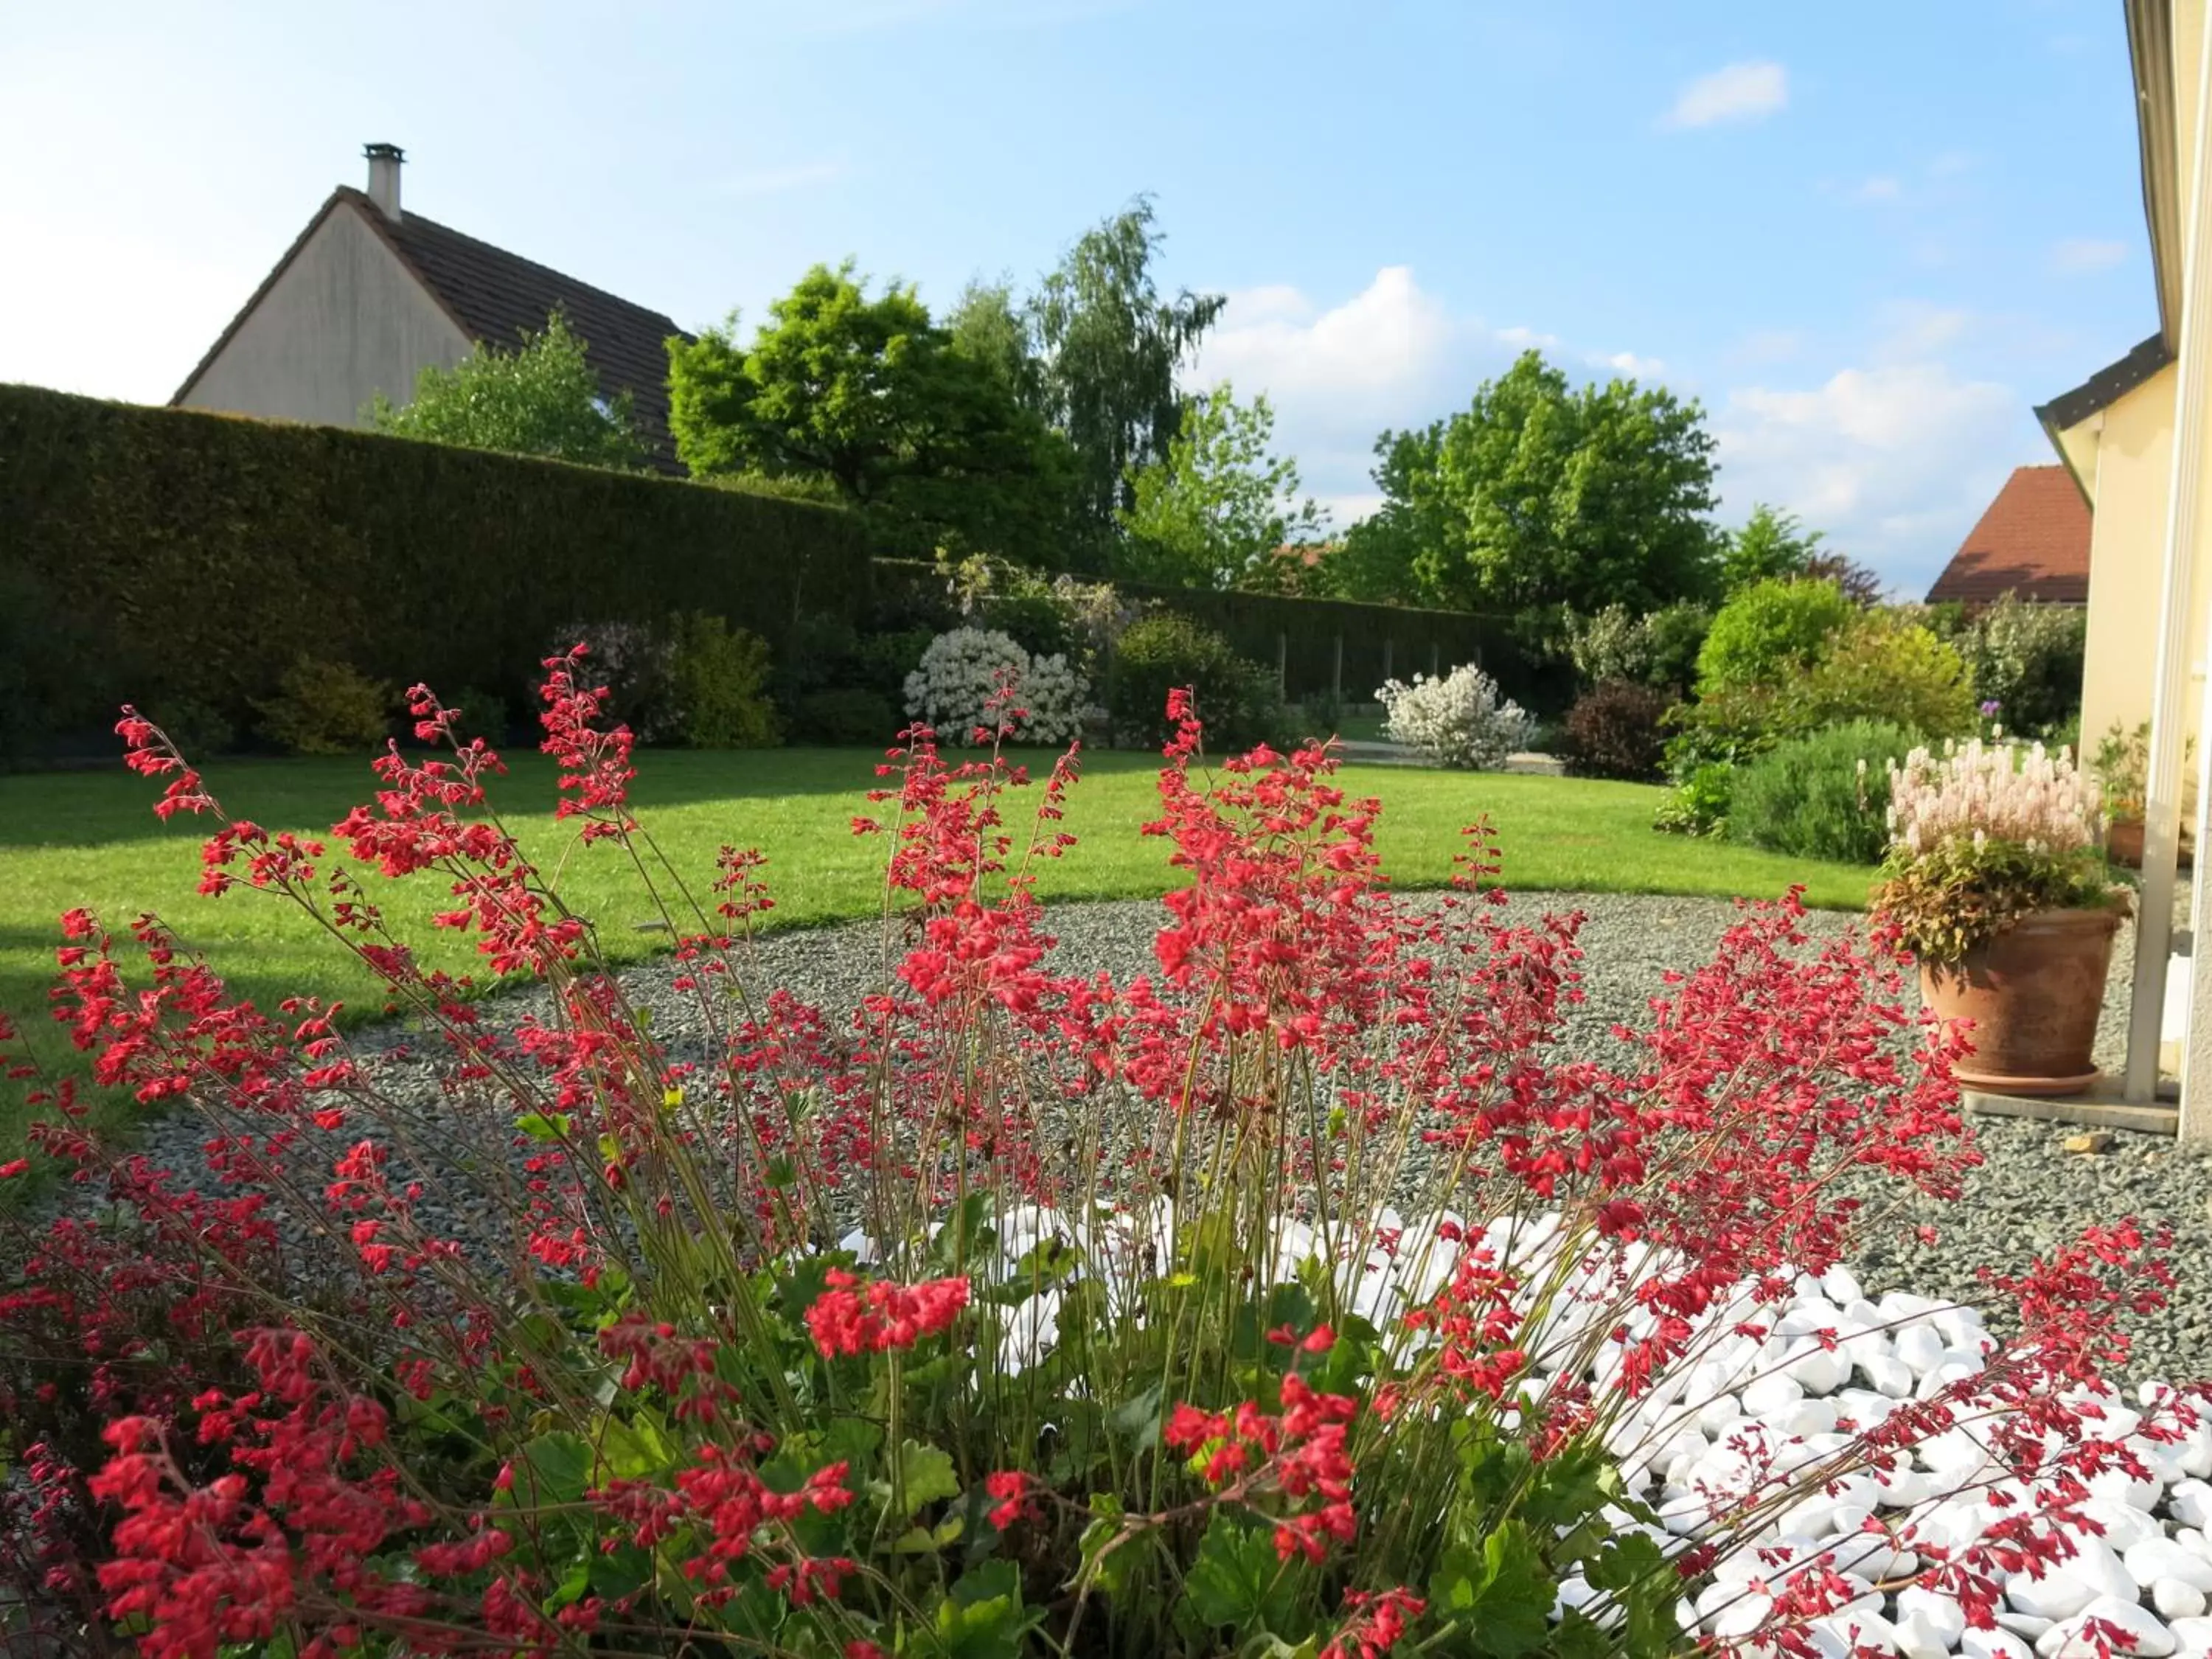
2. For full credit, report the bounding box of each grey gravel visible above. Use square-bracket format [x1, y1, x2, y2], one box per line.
[66, 891, 2212, 1387]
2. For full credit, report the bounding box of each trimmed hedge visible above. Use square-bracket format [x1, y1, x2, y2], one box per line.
[0, 385, 873, 757]
[872, 561, 1554, 712]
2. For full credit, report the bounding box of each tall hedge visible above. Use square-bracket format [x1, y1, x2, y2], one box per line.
[0, 385, 873, 754]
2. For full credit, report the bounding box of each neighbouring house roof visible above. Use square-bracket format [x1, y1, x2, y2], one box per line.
[174, 187, 690, 472]
[2034, 332, 2175, 434]
[1924, 465, 2093, 607]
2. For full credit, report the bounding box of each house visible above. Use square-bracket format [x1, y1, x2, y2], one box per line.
[173, 145, 686, 470]
[2034, 0, 2212, 1139]
[1921, 465, 2092, 609]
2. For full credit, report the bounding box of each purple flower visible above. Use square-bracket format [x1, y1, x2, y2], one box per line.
[1979, 700, 2002, 717]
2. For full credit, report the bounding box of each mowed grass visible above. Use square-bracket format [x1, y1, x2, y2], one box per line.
[0, 745, 1876, 1165]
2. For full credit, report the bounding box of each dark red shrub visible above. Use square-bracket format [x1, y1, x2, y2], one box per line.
[1560, 678, 1671, 781]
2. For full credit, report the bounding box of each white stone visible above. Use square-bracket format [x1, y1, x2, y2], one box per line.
[1659, 1495, 1712, 1537]
[1965, 1629, 2037, 1659]
[2007, 1573, 2101, 1621]
[2157, 1581, 2210, 1621]
[1896, 1610, 1955, 1659]
[2088, 1467, 2167, 1512]
[1897, 1589, 1969, 1648]
[1919, 1360, 1985, 1400]
[1745, 1372, 1806, 1416]
[1818, 1610, 1901, 1656]
[1896, 1326, 1947, 1375]
[2169, 1615, 2212, 1659]
[1819, 1266, 1863, 1304]
[1865, 1355, 1916, 1398]
[2172, 1482, 2212, 1531]
[2036, 1596, 2176, 1658]
[2131, 1540, 2212, 1595]
[1712, 1592, 1775, 1641]
[2000, 1612, 2057, 1641]
[2079, 1500, 2165, 1551]
[2178, 1422, 2212, 1481]
[2180, 1530, 2212, 1566]
[1778, 1398, 1842, 1439]
[1934, 1304, 1987, 1347]
[1698, 1393, 1744, 1435]
[1874, 1467, 1937, 1508]
[2065, 1538, 2145, 1603]
[1788, 1346, 1854, 1397]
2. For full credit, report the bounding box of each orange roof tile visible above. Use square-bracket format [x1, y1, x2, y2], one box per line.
[1924, 465, 2090, 606]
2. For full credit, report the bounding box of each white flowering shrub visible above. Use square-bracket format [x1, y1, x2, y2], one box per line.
[1885, 736, 2098, 860]
[1376, 663, 1535, 771]
[902, 626, 1088, 746]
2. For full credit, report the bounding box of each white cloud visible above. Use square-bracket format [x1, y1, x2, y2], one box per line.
[719, 160, 848, 197]
[2051, 237, 2130, 274]
[1849, 175, 1902, 203]
[1497, 325, 1561, 351]
[1714, 361, 2025, 594]
[1598, 350, 1666, 378]
[1874, 301, 1974, 358]
[1192, 268, 1489, 527]
[1660, 61, 1788, 131]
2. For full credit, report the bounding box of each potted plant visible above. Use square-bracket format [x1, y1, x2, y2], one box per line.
[1874, 737, 2129, 1096]
[2090, 719, 2194, 869]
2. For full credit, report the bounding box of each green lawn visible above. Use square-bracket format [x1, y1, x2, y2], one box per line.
[0, 745, 1874, 1166]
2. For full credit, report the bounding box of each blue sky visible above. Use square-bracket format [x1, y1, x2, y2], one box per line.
[0, 0, 2154, 592]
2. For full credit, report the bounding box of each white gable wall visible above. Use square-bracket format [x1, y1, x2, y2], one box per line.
[178, 204, 473, 428]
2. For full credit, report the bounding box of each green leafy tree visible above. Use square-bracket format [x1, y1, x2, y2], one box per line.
[1026, 198, 1226, 534]
[367, 312, 647, 470]
[1694, 576, 1854, 695]
[1339, 352, 1721, 613]
[1114, 383, 1324, 590]
[1722, 503, 1825, 591]
[667, 262, 1077, 565]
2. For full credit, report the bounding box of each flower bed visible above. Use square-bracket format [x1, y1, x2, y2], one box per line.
[0, 660, 2200, 1659]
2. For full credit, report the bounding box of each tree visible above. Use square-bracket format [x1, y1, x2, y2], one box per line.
[367, 312, 647, 470]
[667, 262, 1077, 565]
[1026, 198, 1226, 535]
[1113, 383, 1324, 590]
[1722, 504, 1824, 592]
[1338, 351, 1722, 614]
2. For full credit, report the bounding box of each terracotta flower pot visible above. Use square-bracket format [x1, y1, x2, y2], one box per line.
[1919, 908, 2120, 1097]
[2106, 819, 2144, 869]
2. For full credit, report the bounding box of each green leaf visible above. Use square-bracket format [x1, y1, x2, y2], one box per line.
[1074, 1495, 1133, 1597]
[933, 1559, 1040, 1659]
[1183, 1510, 1303, 1640]
[517, 1430, 593, 1505]
[546, 1557, 591, 1612]
[1108, 1382, 1164, 1447]
[870, 1439, 960, 1520]
[1427, 1523, 1552, 1659]
[515, 1111, 569, 1141]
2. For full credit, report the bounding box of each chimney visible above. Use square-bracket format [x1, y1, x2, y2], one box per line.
[363, 142, 404, 220]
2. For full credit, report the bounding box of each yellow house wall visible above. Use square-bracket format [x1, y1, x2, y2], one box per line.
[2073, 360, 2212, 801]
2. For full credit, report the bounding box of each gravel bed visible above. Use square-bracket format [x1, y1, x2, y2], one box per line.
[85, 891, 2212, 1385]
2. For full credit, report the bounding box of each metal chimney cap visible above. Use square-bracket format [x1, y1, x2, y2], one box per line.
[363, 142, 406, 162]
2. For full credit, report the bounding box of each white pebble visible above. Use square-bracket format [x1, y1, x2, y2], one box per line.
[2036, 1595, 2175, 1658]
[2063, 1537, 2145, 1603]
[1864, 1356, 1916, 1398]
[1896, 1326, 1947, 1375]
[1874, 1467, 1936, 1508]
[1822, 1267, 1864, 1305]
[1897, 1588, 1968, 1648]
[2157, 1581, 2210, 1621]
[1818, 1610, 1901, 1656]
[2180, 1530, 2212, 1566]
[1697, 1393, 1743, 1435]
[2087, 1467, 2166, 1512]
[2169, 1615, 2212, 1659]
[2130, 1540, 2212, 1595]
[2007, 1573, 2100, 1621]
[1712, 1592, 1775, 1641]
[1787, 1345, 1853, 1397]
[2172, 1482, 2212, 1531]
[1896, 1610, 1954, 1659]
[2079, 1500, 2166, 1552]
[1965, 1629, 2036, 1659]
[1745, 1372, 1806, 1416]
[1999, 1612, 2057, 1641]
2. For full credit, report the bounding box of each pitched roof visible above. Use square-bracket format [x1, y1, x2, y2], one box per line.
[175, 188, 690, 473]
[2034, 333, 2174, 434]
[1924, 465, 2092, 607]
